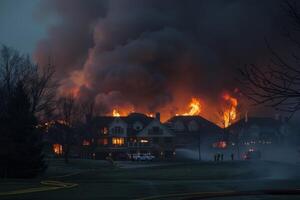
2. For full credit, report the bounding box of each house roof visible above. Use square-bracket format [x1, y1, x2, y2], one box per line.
[228, 117, 282, 130]
[90, 116, 115, 127]
[123, 113, 154, 136]
[165, 115, 222, 134]
[90, 113, 155, 136]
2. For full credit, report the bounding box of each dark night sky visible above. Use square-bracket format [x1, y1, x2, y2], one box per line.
[0, 0, 294, 121]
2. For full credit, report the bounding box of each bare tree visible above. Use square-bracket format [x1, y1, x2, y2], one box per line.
[57, 95, 80, 163]
[26, 63, 57, 118]
[0, 45, 57, 119]
[240, 1, 300, 118]
[79, 99, 95, 123]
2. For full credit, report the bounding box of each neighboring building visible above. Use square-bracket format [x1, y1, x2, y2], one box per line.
[86, 113, 175, 159]
[228, 117, 287, 146]
[165, 116, 224, 149]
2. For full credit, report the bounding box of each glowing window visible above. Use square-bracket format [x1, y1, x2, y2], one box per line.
[53, 144, 63, 155]
[213, 141, 227, 149]
[82, 140, 91, 146]
[140, 139, 148, 143]
[112, 137, 124, 145]
[102, 127, 108, 134]
[98, 138, 108, 145]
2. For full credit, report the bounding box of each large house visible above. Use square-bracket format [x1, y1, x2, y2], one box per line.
[85, 113, 175, 159]
[45, 113, 227, 160]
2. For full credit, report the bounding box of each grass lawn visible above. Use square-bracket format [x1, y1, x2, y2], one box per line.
[1, 159, 300, 200]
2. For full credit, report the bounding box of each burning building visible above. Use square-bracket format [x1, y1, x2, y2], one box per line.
[85, 113, 175, 159]
[165, 115, 223, 149]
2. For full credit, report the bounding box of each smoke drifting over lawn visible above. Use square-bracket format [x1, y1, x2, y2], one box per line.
[34, 0, 286, 120]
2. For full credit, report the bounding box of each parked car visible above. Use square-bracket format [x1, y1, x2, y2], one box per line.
[132, 153, 155, 161]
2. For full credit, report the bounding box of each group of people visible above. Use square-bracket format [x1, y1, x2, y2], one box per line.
[214, 153, 234, 161]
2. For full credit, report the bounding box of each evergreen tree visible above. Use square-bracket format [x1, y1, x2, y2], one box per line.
[0, 82, 46, 178]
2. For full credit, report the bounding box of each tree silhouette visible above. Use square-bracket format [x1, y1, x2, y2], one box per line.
[240, 1, 300, 118]
[0, 83, 45, 178]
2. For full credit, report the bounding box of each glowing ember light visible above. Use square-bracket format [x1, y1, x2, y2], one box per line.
[112, 109, 121, 117]
[181, 98, 202, 116]
[213, 141, 227, 149]
[222, 93, 238, 128]
[53, 144, 63, 155]
[147, 113, 154, 117]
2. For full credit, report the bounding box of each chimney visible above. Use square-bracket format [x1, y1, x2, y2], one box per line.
[155, 112, 160, 122]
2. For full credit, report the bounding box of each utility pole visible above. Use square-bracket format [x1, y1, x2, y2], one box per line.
[198, 132, 201, 161]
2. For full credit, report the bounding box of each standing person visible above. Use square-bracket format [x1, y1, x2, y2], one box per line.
[217, 153, 220, 161]
[221, 154, 224, 161]
[231, 153, 234, 161]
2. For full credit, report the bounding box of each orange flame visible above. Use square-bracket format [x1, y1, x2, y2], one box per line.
[177, 98, 202, 116]
[112, 109, 121, 117]
[147, 113, 154, 117]
[222, 93, 238, 128]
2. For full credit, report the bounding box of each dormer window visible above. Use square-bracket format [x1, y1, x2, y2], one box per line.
[149, 126, 163, 135]
[188, 121, 199, 132]
[133, 122, 143, 131]
[174, 121, 184, 131]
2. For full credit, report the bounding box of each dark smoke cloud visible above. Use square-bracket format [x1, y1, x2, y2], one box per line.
[34, 0, 287, 119]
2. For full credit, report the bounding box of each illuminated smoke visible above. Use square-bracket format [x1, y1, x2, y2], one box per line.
[34, 0, 285, 123]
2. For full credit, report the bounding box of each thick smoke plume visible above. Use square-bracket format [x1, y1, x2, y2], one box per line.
[34, 0, 286, 121]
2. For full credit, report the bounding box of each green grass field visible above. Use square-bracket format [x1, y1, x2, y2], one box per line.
[1, 159, 300, 200]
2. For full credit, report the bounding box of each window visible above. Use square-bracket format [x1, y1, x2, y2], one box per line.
[174, 121, 185, 131]
[112, 126, 124, 134]
[149, 126, 162, 135]
[53, 144, 63, 155]
[98, 138, 108, 145]
[112, 137, 124, 145]
[82, 139, 91, 146]
[133, 122, 143, 130]
[140, 139, 149, 143]
[213, 141, 227, 149]
[102, 127, 108, 134]
[188, 121, 199, 132]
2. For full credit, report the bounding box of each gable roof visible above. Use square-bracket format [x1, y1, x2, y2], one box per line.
[123, 113, 154, 136]
[90, 116, 115, 127]
[89, 113, 155, 136]
[137, 119, 174, 137]
[165, 115, 222, 134]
